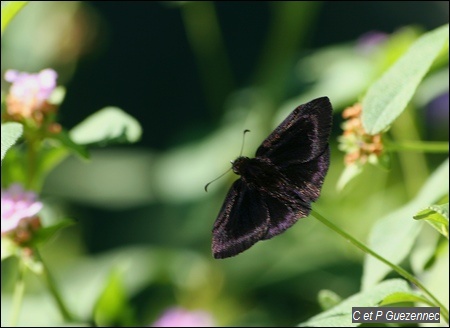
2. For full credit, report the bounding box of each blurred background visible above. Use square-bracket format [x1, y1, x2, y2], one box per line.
[1, 1, 449, 326]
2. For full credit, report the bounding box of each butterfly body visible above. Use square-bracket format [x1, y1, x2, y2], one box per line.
[212, 97, 332, 259]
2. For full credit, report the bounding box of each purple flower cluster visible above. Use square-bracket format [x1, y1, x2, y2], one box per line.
[152, 307, 215, 327]
[1, 184, 43, 235]
[4, 68, 58, 118]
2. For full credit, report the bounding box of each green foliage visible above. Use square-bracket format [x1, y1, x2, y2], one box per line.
[70, 107, 142, 146]
[1, 1, 28, 35]
[379, 291, 435, 307]
[362, 24, 449, 134]
[318, 290, 342, 311]
[93, 269, 134, 326]
[298, 279, 413, 327]
[1, 122, 23, 163]
[362, 159, 449, 289]
[414, 203, 449, 238]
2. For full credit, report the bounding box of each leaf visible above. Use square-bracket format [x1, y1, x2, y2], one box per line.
[414, 203, 449, 238]
[362, 24, 449, 134]
[93, 268, 134, 327]
[298, 279, 412, 327]
[318, 290, 342, 311]
[70, 107, 142, 146]
[1, 122, 23, 163]
[52, 129, 89, 159]
[362, 159, 449, 289]
[1, 237, 18, 260]
[1, 1, 28, 35]
[336, 164, 363, 190]
[379, 291, 435, 307]
[31, 219, 74, 246]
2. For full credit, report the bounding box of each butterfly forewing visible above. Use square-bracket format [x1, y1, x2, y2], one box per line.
[255, 97, 332, 165]
[212, 180, 270, 259]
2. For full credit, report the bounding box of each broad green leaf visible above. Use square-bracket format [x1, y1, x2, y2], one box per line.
[362, 159, 449, 289]
[414, 203, 449, 238]
[410, 222, 442, 274]
[362, 24, 449, 134]
[70, 107, 142, 146]
[1, 1, 28, 35]
[298, 279, 412, 327]
[1, 122, 23, 163]
[379, 291, 435, 307]
[93, 268, 135, 326]
[318, 290, 342, 311]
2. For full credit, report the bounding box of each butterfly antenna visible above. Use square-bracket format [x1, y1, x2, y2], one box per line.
[204, 167, 232, 192]
[204, 129, 250, 192]
[239, 129, 251, 157]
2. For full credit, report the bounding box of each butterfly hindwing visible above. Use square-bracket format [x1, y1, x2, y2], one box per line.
[212, 179, 270, 259]
[261, 193, 311, 240]
[278, 147, 330, 203]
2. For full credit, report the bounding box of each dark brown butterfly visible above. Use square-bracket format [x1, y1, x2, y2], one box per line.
[212, 97, 332, 259]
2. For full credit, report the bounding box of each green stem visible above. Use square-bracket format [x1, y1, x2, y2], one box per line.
[34, 249, 74, 322]
[311, 209, 449, 323]
[180, 2, 235, 116]
[25, 134, 41, 191]
[386, 140, 449, 153]
[10, 259, 27, 327]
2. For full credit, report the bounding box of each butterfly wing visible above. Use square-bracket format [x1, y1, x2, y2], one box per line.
[255, 97, 332, 165]
[212, 97, 332, 259]
[262, 148, 329, 239]
[212, 179, 270, 259]
[256, 97, 332, 236]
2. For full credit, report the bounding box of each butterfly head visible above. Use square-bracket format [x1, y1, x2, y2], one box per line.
[231, 156, 250, 175]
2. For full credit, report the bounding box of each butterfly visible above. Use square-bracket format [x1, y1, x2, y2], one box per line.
[211, 97, 332, 259]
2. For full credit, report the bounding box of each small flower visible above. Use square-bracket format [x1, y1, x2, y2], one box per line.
[4, 69, 58, 121]
[338, 103, 384, 166]
[152, 307, 215, 327]
[1, 184, 43, 242]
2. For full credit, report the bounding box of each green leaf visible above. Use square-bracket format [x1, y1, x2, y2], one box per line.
[379, 291, 435, 307]
[336, 164, 363, 190]
[1, 1, 28, 35]
[1, 122, 23, 163]
[298, 279, 412, 327]
[52, 129, 89, 159]
[70, 107, 142, 146]
[414, 203, 449, 238]
[93, 268, 134, 327]
[36, 144, 70, 181]
[318, 290, 342, 311]
[1, 237, 18, 260]
[362, 159, 449, 289]
[31, 219, 74, 246]
[362, 24, 449, 134]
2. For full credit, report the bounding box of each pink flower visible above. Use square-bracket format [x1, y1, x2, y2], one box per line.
[1, 184, 43, 235]
[4, 68, 58, 118]
[152, 308, 215, 327]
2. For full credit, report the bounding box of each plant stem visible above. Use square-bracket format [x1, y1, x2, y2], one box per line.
[311, 209, 449, 323]
[34, 249, 74, 322]
[10, 259, 27, 327]
[386, 140, 449, 153]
